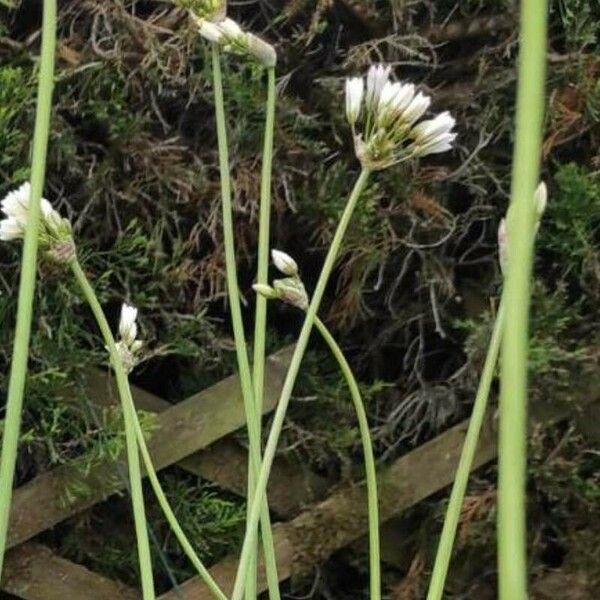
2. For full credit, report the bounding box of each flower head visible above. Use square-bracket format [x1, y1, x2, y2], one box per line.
[175, 0, 226, 21]
[271, 249, 299, 277]
[344, 65, 456, 169]
[0, 182, 74, 260]
[196, 16, 276, 67]
[116, 303, 144, 373]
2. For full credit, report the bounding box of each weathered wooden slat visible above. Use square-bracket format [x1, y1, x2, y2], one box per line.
[157, 378, 600, 600]
[84, 364, 330, 519]
[2, 543, 139, 600]
[5, 347, 293, 550]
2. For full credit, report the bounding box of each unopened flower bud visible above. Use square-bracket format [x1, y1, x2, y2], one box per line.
[345, 77, 364, 125]
[271, 249, 298, 277]
[119, 303, 139, 347]
[534, 182, 547, 218]
[247, 33, 277, 67]
[273, 277, 309, 311]
[498, 218, 508, 275]
[252, 283, 279, 300]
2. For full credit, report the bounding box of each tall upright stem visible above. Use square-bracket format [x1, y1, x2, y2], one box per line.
[0, 0, 57, 578]
[314, 316, 380, 600]
[231, 168, 371, 600]
[246, 66, 277, 599]
[426, 299, 505, 600]
[69, 260, 156, 600]
[498, 2, 547, 598]
[210, 44, 281, 599]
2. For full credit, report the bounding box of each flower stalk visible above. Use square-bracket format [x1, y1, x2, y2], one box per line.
[0, 0, 57, 578]
[69, 260, 156, 600]
[246, 65, 277, 599]
[230, 167, 372, 600]
[210, 43, 281, 600]
[498, 1, 548, 598]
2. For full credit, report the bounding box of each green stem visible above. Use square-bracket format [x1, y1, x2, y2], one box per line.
[426, 299, 505, 600]
[211, 44, 281, 599]
[247, 66, 277, 599]
[314, 316, 380, 600]
[128, 392, 228, 600]
[70, 260, 155, 600]
[498, 2, 547, 598]
[231, 167, 371, 600]
[0, 0, 57, 579]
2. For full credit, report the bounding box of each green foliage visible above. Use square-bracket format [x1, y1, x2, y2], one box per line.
[558, 0, 600, 51]
[0, 65, 36, 182]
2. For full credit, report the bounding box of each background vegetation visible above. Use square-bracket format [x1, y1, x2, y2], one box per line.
[0, 0, 599, 597]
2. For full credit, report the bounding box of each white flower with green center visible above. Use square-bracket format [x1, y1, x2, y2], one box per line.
[344, 65, 456, 169]
[0, 182, 74, 260]
[116, 303, 144, 373]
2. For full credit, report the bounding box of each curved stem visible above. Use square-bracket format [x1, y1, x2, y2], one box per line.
[129, 398, 228, 600]
[211, 44, 281, 600]
[314, 316, 380, 600]
[426, 299, 505, 600]
[0, 0, 57, 579]
[498, 3, 547, 598]
[231, 167, 371, 600]
[247, 66, 277, 599]
[70, 260, 156, 600]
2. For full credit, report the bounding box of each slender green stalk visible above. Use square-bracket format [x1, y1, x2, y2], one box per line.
[0, 0, 57, 578]
[231, 168, 371, 600]
[210, 44, 281, 599]
[314, 316, 380, 600]
[246, 65, 277, 599]
[426, 299, 505, 600]
[69, 259, 156, 600]
[498, 2, 547, 598]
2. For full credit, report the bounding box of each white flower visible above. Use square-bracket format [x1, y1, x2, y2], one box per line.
[271, 249, 299, 277]
[198, 19, 224, 43]
[402, 92, 431, 125]
[119, 303, 138, 347]
[219, 17, 243, 40]
[0, 182, 72, 251]
[0, 217, 23, 241]
[534, 182, 547, 218]
[410, 111, 457, 156]
[345, 77, 364, 125]
[365, 64, 391, 110]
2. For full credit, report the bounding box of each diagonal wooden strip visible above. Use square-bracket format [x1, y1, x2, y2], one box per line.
[5, 346, 293, 550]
[156, 377, 600, 600]
[3, 384, 599, 600]
[2, 543, 139, 600]
[83, 363, 330, 519]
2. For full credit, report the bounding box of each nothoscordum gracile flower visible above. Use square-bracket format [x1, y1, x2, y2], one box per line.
[498, 181, 547, 274]
[116, 303, 144, 373]
[271, 248, 298, 277]
[0, 182, 74, 261]
[195, 16, 276, 67]
[345, 64, 457, 169]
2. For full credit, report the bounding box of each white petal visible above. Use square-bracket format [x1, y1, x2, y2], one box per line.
[345, 77, 364, 124]
[0, 217, 24, 241]
[365, 64, 391, 109]
[271, 249, 299, 276]
[534, 182, 547, 217]
[219, 18, 243, 40]
[199, 20, 223, 43]
[119, 303, 139, 345]
[402, 92, 431, 124]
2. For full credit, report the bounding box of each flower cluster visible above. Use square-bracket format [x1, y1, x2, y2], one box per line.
[253, 250, 309, 310]
[175, 0, 226, 21]
[498, 182, 547, 274]
[116, 303, 144, 373]
[194, 16, 276, 67]
[0, 182, 74, 262]
[345, 64, 456, 169]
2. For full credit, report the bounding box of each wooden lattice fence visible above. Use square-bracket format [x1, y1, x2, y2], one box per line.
[2, 349, 598, 600]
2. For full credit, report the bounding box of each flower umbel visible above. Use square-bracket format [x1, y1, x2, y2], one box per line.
[0, 182, 74, 261]
[116, 303, 144, 373]
[498, 181, 548, 274]
[175, 0, 226, 21]
[345, 65, 457, 170]
[195, 16, 276, 67]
